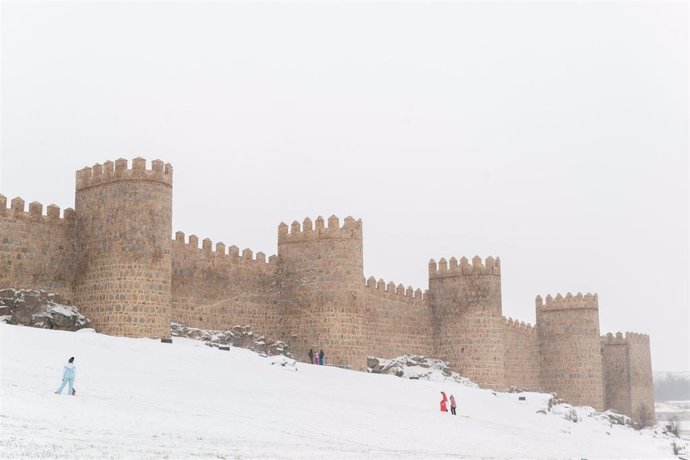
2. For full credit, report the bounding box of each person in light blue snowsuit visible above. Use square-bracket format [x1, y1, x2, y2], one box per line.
[55, 357, 76, 395]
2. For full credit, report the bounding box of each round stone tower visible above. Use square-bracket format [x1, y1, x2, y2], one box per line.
[429, 256, 505, 389]
[74, 158, 173, 338]
[277, 215, 366, 370]
[536, 293, 604, 410]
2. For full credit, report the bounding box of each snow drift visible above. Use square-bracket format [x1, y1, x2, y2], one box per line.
[0, 323, 685, 459]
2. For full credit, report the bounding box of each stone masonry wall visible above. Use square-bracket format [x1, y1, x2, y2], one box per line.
[0, 196, 76, 299]
[627, 332, 656, 425]
[601, 332, 656, 425]
[277, 216, 366, 370]
[171, 232, 280, 337]
[503, 317, 540, 390]
[363, 277, 433, 359]
[536, 293, 604, 410]
[601, 333, 631, 416]
[429, 256, 505, 389]
[74, 158, 173, 338]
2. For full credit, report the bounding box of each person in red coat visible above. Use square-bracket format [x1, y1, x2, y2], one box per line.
[440, 391, 448, 412]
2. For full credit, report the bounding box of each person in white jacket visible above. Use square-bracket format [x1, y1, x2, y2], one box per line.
[55, 357, 76, 395]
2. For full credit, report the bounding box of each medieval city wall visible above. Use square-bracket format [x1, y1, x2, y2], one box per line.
[536, 293, 604, 410]
[171, 232, 281, 338]
[602, 332, 631, 416]
[0, 195, 76, 299]
[601, 332, 656, 425]
[503, 317, 541, 390]
[626, 332, 656, 424]
[363, 277, 433, 359]
[429, 256, 505, 389]
[0, 157, 658, 424]
[277, 216, 366, 370]
[73, 158, 173, 338]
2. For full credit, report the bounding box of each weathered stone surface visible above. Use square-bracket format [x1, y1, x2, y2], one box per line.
[537, 294, 604, 411]
[170, 322, 289, 357]
[0, 289, 90, 331]
[367, 354, 477, 386]
[74, 159, 172, 339]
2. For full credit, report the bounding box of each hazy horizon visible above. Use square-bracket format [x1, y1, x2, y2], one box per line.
[1, 1, 687, 372]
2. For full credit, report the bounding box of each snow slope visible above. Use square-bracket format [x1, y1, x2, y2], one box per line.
[0, 324, 683, 459]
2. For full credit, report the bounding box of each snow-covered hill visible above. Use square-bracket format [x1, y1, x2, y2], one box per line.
[0, 324, 684, 459]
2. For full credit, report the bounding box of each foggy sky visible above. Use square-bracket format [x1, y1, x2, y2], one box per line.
[1, 1, 687, 372]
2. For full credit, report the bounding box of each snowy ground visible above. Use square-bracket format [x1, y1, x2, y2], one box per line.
[657, 401, 690, 440]
[0, 324, 684, 459]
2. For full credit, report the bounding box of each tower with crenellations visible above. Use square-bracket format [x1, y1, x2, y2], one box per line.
[73, 158, 173, 338]
[277, 216, 366, 370]
[536, 293, 605, 410]
[428, 256, 505, 388]
[0, 157, 656, 424]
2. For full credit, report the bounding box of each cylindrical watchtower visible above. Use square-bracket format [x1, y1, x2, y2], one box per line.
[536, 292, 604, 410]
[429, 256, 505, 389]
[74, 158, 173, 338]
[278, 215, 366, 370]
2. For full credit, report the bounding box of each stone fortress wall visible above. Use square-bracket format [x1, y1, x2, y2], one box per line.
[0, 196, 76, 299]
[73, 158, 173, 338]
[536, 293, 605, 410]
[0, 157, 655, 424]
[602, 332, 656, 424]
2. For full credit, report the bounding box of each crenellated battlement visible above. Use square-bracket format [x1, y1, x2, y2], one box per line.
[0, 194, 75, 223]
[428, 255, 500, 277]
[277, 215, 362, 243]
[503, 316, 535, 333]
[173, 231, 277, 269]
[535, 292, 598, 311]
[75, 158, 173, 191]
[601, 331, 650, 346]
[364, 276, 428, 303]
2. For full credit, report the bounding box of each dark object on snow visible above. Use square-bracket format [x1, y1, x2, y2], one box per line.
[72, 387, 76, 396]
[219, 346, 230, 351]
[519, 396, 526, 401]
[161, 338, 173, 343]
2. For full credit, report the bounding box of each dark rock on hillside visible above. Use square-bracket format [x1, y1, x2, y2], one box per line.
[367, 354, 477, 386]
[170, 322, 290, 357]
[0, 289, 91, 331]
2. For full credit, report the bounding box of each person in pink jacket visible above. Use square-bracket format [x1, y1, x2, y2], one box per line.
[449, 394, 457, 415]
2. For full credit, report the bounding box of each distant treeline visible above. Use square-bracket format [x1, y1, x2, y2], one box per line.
[654, 374, 690, 401]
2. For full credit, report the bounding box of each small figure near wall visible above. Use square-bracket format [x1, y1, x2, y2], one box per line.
[308, 349, 314, 364]
[318, 349, 325, 365]
[55, 357, 76, 396]
[313, 352, 319, 365]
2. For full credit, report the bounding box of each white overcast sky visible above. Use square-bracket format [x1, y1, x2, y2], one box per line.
[1, 1, 688, 372]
